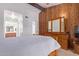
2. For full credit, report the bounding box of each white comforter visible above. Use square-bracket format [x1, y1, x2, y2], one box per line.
[0, 35, 60, 56]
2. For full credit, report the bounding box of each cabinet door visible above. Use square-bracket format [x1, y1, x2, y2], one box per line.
[61, 35, 68, 49]
[57, 35, 68, 49]
[57, 35, 63, 46]
[62, 39, 68, 49]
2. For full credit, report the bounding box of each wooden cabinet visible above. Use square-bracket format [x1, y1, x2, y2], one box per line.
[73, 42, 79, 54]
[58, 34, 68, 49]
[5, 32, 16, 38]
[44, 32, 68, 49]
[71, 39, 79, 54]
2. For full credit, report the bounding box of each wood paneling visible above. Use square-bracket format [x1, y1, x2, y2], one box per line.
[39, 10, 48, 35]
[39, 3, 79, 49]
[39, 3, 79, 38]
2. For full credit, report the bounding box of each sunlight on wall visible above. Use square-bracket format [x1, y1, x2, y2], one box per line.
[32, 21, 35, 34]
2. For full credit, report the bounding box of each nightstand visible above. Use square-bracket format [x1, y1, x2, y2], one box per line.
[73, 40, 79, 54]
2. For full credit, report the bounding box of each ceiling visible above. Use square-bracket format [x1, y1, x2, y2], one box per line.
[37, 3, 61, 8]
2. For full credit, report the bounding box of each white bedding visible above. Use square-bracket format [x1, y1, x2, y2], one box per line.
[0, 35, 60, 56]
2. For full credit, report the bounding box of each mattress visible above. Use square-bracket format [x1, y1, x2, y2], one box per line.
[0, 35, 60, 56]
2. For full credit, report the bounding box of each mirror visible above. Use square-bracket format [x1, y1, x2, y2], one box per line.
[61, 17, 64, 32]
[48, 20, 51, 32]
[52, 19, 60, 32]
[48, 17, 65, 32]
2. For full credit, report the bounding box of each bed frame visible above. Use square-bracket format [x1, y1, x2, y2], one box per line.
[48, 50, 58, 56]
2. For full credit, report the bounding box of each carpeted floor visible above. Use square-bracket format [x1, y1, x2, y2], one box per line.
[57, 48, 79, 56]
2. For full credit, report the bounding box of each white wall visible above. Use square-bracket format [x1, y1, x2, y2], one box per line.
[0, 3, 41, 37]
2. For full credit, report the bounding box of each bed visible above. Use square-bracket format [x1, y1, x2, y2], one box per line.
[0, 35, 60, 56]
